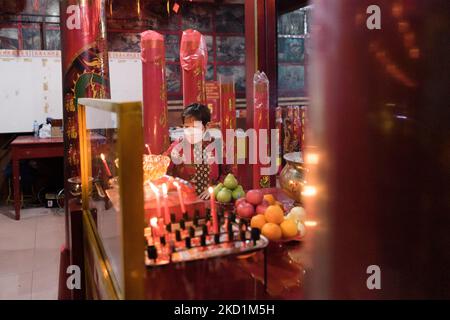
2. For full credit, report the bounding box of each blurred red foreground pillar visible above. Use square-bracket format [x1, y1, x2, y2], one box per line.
[305, 0, 450, 299]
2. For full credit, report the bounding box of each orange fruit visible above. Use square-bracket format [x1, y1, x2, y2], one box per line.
[250, 214, 267, 230]
[274, 201, 284, 210]
[263, 194, 276, 205]
[280, 219, 298, 238]
[264, 205, 285, 224]
[262, 223, 282, 241]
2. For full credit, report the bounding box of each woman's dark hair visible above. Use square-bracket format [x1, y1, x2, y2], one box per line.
[181, 103, 211, 126]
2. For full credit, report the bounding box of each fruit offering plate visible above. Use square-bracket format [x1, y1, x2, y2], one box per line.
[273, 234, 304, 243]
[215, 201, 236, 211]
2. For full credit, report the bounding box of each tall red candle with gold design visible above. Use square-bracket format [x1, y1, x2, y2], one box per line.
[141, 31, 169, 154]
[275, 106, 283, 174]
[180, 29, 207, 106]
[293, 106, 306, 152]
[60, 0, 110, 211]
[205, 81, 221, 123]
[220, 75, 237, 176]
[253, 71, 270, 189]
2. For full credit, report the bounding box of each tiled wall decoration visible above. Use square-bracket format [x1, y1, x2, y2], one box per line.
[0, 0, 246, 100]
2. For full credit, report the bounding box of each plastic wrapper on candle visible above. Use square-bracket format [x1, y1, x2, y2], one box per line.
[180, 29, 208, 106]
[140, 30, 169, 154]
[252, 71, 270, 189]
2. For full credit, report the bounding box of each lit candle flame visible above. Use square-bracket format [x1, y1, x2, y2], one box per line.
[305, 153, 319, 165]
[208, 186, 214, 194]
[302, 185, 317, 197]
[304, 220, 318, 227]
[100, 153, 106, 161]
[149, 182, 159, 195]
[150, 217, 158, 227]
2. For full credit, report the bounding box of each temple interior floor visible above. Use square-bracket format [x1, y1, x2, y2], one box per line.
[0, 206, 64, 300]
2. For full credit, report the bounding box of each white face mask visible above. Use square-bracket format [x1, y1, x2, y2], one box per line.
[184, 127, 203, 144]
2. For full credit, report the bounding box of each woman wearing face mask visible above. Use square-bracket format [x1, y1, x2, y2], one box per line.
[165, 103, 230, 199]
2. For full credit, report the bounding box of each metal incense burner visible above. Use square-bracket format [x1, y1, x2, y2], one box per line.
[279, 152, 306, 205]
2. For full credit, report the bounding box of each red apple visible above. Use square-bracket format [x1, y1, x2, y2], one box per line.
[235, 197, 247, 207]
[256, 202, 269, 215]
[245, 189, 264, 206]
[236, 202, 255, 219]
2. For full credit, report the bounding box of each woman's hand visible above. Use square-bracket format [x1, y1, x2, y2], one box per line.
[198, 189, 210, 200]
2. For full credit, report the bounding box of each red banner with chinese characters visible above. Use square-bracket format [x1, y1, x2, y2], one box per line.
[141, 30, 169, 154]
[60, 0, 110, 209]
[180, 29, 207, 106]
[253, 71, 270, 189]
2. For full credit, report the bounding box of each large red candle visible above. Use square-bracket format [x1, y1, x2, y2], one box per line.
[149, 182, 161, 218]
[252, 71, 270, 189]
[180, 29, 207, 106]
[141, 31, 169, 154]
[220, 75, 237, 177]
[208, 187, 218, 234]
[162, 183, 170, 224]
[173, 181, 186, 214]
[220, 75, 236, 142]
[206, 81, 221, 123]
[100, 153, 112, 177]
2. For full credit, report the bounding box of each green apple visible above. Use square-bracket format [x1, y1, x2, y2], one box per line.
[232, 188, 245, 200]
[223, 173, 238, 190]
[213, 183, 223, 197]
[217, 188, 232, 203]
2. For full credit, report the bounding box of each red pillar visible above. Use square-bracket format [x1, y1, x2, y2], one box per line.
[305, 0, 450, 299]
[59, 0, 110, 299]
[60, 0, 111, 207]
